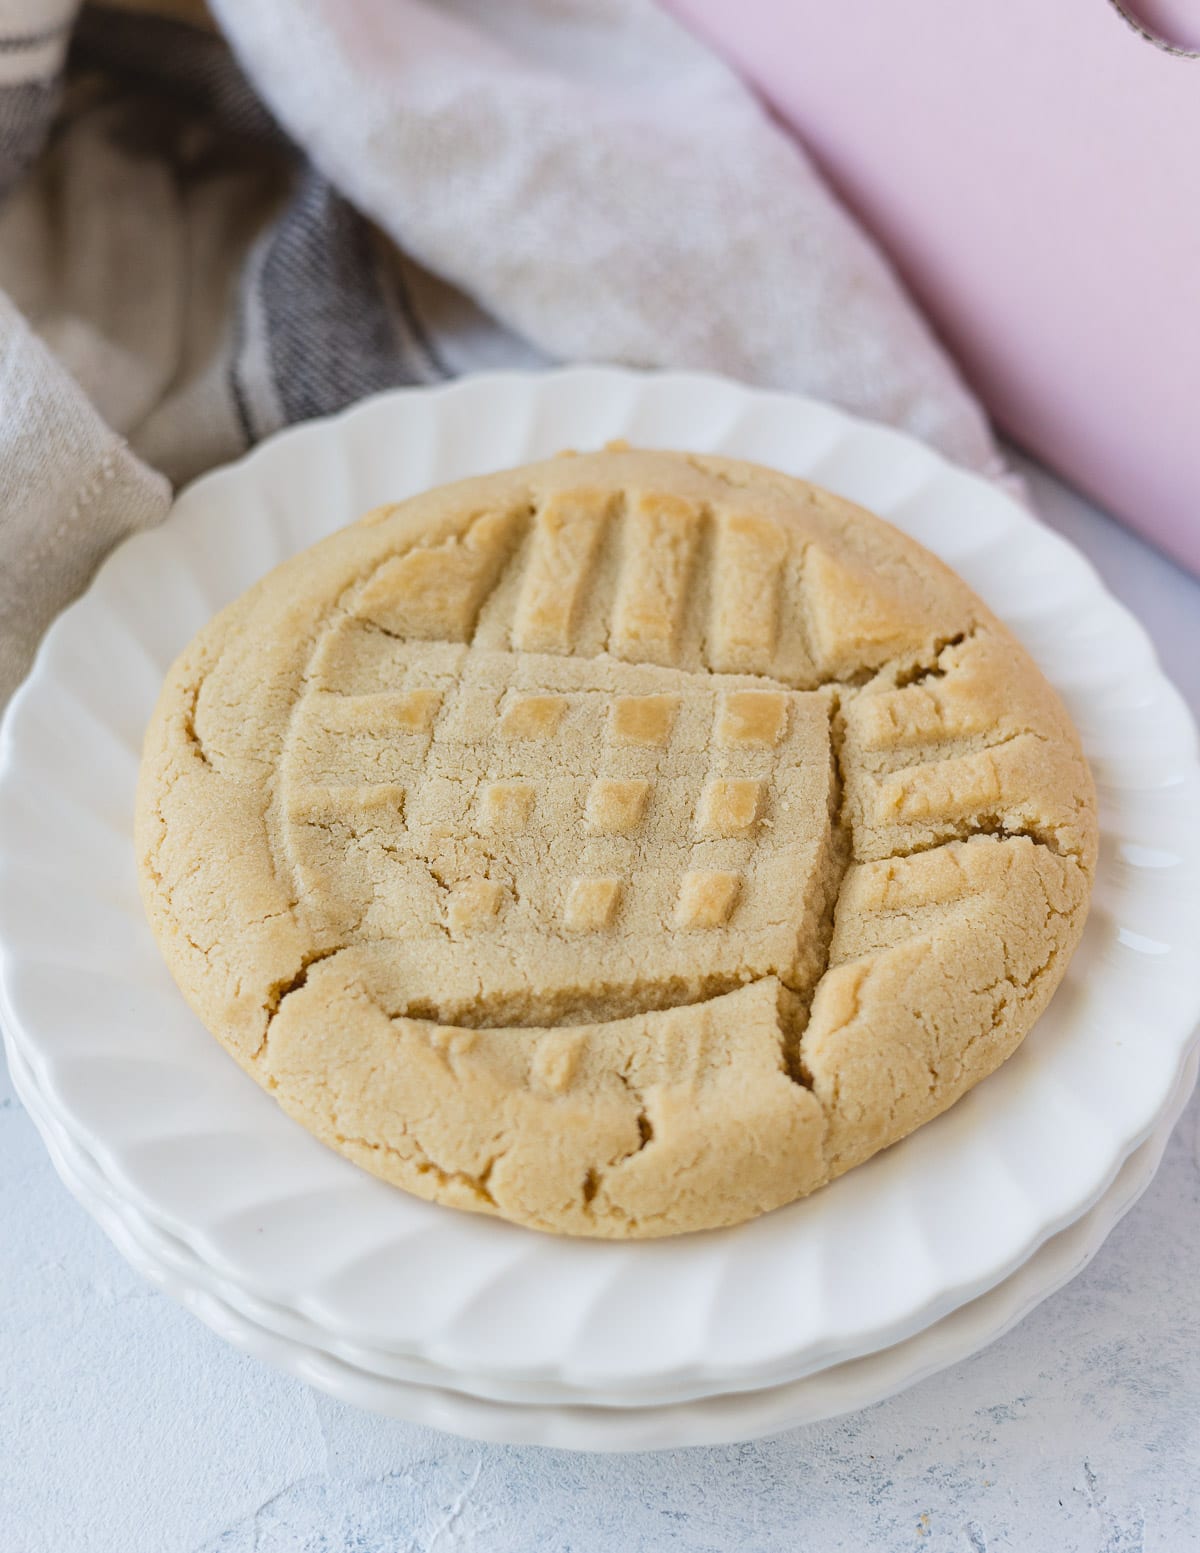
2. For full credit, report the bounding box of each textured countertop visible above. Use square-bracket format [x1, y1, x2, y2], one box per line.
[2, 456, 1197, 1553]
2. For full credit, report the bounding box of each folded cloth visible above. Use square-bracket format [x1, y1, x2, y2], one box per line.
[0, 0, 999, 712]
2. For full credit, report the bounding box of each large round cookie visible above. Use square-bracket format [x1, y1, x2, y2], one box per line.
[136, 449, 1097, 1238]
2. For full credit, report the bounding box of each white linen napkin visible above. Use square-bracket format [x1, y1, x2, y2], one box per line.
[0, 0, 999, 711]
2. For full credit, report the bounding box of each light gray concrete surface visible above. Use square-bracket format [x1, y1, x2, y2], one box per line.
[1, 458, 1197, 1552]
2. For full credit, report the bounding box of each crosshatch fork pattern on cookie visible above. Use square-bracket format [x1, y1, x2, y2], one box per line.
[270, 483, 846, 1027]
[284, 663, 833, 953]
[285, 674, 819, 938]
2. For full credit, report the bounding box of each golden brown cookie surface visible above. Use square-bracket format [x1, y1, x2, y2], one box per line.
[136, 449, 1096, 1236]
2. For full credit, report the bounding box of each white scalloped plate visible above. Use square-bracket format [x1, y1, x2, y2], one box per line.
[6, 1030, 1195, 1447]
[1, 369, 1198, 1404]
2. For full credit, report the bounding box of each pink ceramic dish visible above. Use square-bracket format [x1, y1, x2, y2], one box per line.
[669, 0, 1200, 575]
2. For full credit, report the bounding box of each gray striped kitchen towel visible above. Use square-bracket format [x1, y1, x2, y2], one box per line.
[0, 0, 998, 711]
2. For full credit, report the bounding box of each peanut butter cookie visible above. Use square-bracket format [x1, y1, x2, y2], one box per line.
[136, 449, 1096, 1237]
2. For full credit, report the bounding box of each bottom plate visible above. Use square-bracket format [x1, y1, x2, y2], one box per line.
[8, 1030, 1195, 1451]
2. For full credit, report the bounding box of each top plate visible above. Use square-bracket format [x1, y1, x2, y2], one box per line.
[1, 367, 1198, 1402]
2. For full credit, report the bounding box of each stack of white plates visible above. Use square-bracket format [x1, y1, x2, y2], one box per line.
[2, 370, 1198, 1451]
